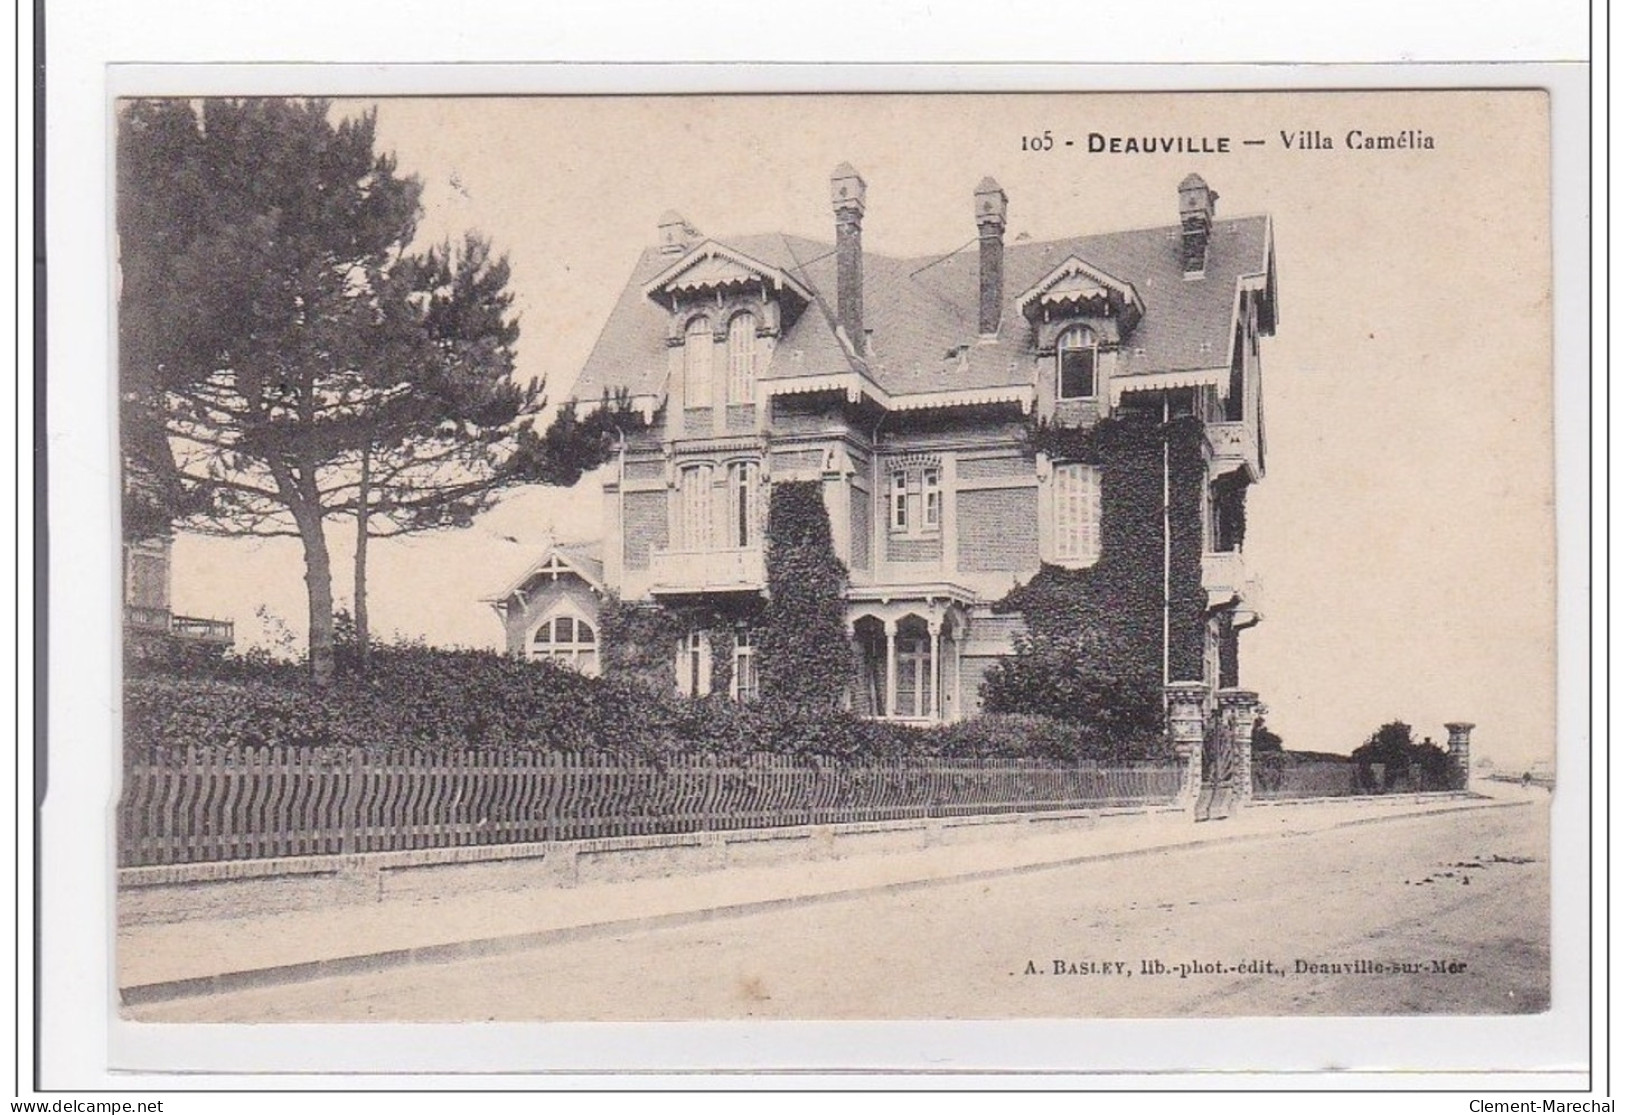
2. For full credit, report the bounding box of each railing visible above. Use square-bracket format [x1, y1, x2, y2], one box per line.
[170, 615, 235, 644]
[116, 748, 1186, 867]
[125, 605, 234, 645]
[649, 544, 766, 593]
[125, 605, 172, 631]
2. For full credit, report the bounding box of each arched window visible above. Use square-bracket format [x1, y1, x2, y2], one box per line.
[1057, 326, 1098, 401]
[726, 313, 756, 404]
[530, 613, 599, 675]
[684, 316, 714, 408]
[677, 463, 715, 550]
[726, 460, 759, 548]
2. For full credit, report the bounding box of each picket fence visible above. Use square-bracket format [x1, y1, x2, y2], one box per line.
[117, 747, 1187, 867]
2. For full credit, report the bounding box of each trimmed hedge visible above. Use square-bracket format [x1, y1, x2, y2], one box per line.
[124, 643, 1171, 764]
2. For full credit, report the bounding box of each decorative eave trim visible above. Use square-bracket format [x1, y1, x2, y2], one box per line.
[1015, 255, 1145, 325]
[846, 581, 983, 606]
[760, 373, 1034, 416]
[482, 542, 607, 605]
[572, 391, 664, 423]
[1109, 366, 1230, 403]
[641, 240, 814, 305]
[889, 385, 1035, 414]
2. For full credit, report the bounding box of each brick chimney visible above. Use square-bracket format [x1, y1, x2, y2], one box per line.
[657, 210, 698, 254]
[1178, 173, 1219, 275]
[975, 176, 1008, 336]
[830, 163, 867, 355]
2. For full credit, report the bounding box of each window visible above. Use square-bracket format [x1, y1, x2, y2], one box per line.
[894, 633, 934, 719]
[888, 465, 943, 535]
[530, 613, 599, 675]
[1053, 463, 1102, 564]
[727, 460, 759, 548]
[922, 467, 941, 530]
[678, 464, 715, 549]
[890, 471, 909, 531]
[731, 630, 758, 702]
[684, 316, 713, 408]
[726, 314, 755, 404]
[1057, 326, 1098, 401]
[677, 630, 711, 697]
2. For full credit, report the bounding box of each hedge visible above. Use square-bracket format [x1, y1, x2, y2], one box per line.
[123, 643, 1172, 764]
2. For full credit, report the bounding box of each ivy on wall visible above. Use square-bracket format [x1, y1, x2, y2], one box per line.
[758, 480, 852, 711]
[980, 412, 1208, 746]
[598, 595, 686, 694]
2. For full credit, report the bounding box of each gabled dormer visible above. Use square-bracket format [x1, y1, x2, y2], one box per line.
[1017, 256, 1144, 423]
[641, 234, 815, 424]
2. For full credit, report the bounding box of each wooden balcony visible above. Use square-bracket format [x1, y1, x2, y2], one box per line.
[648, 544, 767, 596]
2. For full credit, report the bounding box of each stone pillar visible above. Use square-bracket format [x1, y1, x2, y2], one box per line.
[927, 618, 942, 722]
[883, 617, 898, 719]
[1444, 722, 1474, 790]
[1217, 689, 1259, 804]
[1165, 682, 1209, 808]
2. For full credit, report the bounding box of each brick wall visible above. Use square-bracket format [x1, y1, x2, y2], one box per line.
[623, 490, 668, 570]
[886, 533, 943, 564]
[849, 491, 871, 570]
[957, 488, 1039, 572]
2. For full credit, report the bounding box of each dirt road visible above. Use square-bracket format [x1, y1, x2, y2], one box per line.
[130, 801, 1548, 1021]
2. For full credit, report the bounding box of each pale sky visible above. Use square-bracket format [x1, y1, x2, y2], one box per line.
[166, 91, 1555, 764]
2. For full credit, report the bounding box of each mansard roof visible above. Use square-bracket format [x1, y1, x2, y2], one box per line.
[569, 215, 1275, 407]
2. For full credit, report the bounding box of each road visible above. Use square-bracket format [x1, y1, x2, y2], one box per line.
[130, 801, 1548, 1021]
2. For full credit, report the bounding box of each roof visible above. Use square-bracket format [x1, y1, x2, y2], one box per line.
[484, 540, 606, 604]
[568, 214, 1275, 407]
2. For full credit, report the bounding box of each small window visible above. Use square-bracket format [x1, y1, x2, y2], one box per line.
[890, 471, 909, 531]
[684, 316, 714, 408]
[727, 460, 759, 548]
[530, 614, 599, 675]
[726, 314, 755, 405]
[1053, 463, 1102, 564]
[1057, 327, 1098, 401]
[922, 467, 941, 530]
[731, 630, 758, 702]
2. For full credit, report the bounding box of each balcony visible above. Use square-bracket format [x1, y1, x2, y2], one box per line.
[648, 545, 767, 596]
[1205, 420, 1261, 479]
[126, 605, 235, 646]
[1201, 550, 1263, 624]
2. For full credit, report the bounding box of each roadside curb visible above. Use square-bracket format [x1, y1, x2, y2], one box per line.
[119, 796, 1530, 1007]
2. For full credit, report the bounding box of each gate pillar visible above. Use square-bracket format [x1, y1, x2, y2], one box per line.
[1165, 682, 1209, 810]
[1217, 689, 1259, 805]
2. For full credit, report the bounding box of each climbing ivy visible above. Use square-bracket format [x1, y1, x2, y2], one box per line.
[757, 480, 852, 711]
[980, 412, 1208, 746]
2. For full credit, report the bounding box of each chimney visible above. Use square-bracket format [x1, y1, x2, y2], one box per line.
[975, 176, 1008, 336]
[1178, 174, 1219, 275]
[830, 163, 867, 354]
[658, 210, 698, 254]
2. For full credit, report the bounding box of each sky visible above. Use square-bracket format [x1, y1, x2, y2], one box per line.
[162, 91, 1556, 765]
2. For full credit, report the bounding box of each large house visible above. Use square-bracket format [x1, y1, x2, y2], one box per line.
[488, 167, 1276, 724]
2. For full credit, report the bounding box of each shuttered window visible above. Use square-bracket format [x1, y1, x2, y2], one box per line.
[1053, 463, 1102, 563]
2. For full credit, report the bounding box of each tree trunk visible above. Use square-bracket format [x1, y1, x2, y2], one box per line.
[293, 502, 336, 687]
[354, 442, 372, 671]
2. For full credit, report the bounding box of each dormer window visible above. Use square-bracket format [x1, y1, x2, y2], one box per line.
[726, 313, 756, 404]
[1057, 326, 1098, 401]
[684, 316, 714, 408]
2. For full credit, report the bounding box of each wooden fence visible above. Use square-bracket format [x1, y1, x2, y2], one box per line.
[117, 747, 1187, 867]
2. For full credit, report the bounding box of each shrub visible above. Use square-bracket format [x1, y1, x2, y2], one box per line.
[757, 481, 851, 711]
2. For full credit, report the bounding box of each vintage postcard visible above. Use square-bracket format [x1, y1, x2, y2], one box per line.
[108, 88, 1563, 1045]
